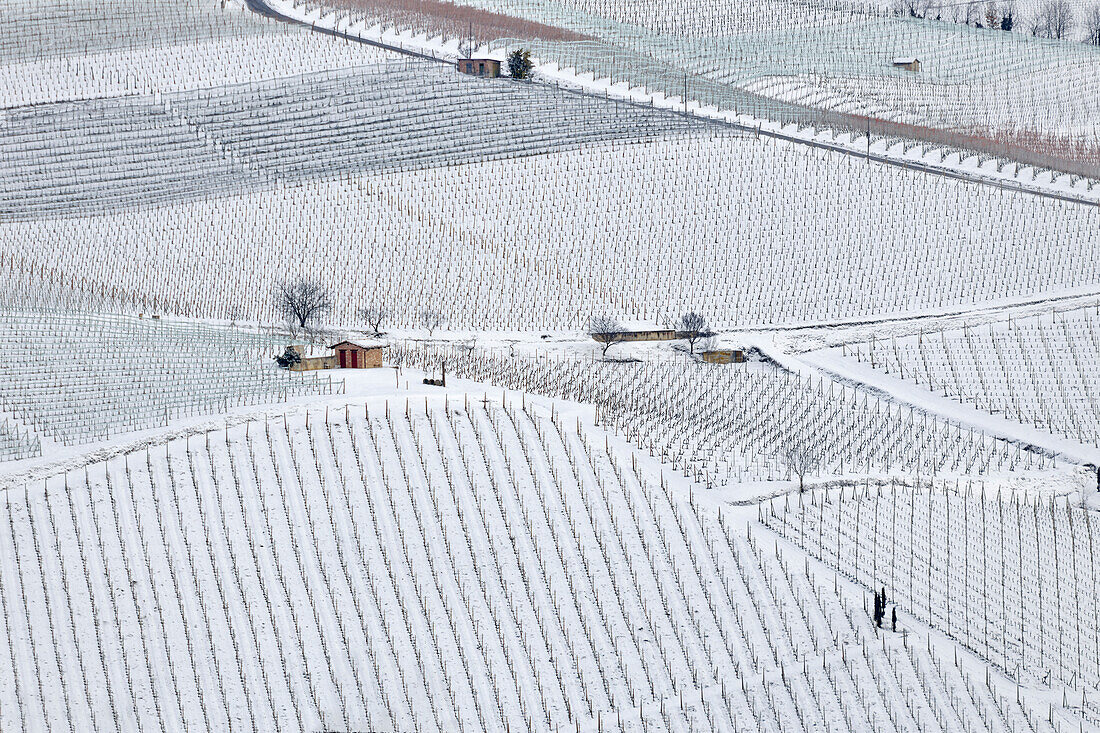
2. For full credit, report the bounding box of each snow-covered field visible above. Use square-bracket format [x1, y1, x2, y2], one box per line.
[0, 31, 396, 108]
[0, 0, 398, 106]
[3, 0, 1100, 730]
[3, 135, 1097, 329]
[397, 342, 1064, 486]
[0, 311, 335, 457]
[0, 62, 701, 220]
[0, 388, 1088, 732]
[306, 0, 1100, 152]
[831, 305, 1100, 449]
[765, 480, 1100, 691]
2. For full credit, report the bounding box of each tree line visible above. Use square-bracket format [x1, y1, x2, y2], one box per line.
[894, 0, 1100, 43]
[275, 278, 724, 361]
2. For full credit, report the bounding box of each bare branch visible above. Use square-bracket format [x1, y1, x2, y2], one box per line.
[1083, 3, 1100, 43]
[784, 442, 822, 493]
[677, 311, 710, 355]
[588, 314, 623, 357]
[419, 308, 446, 337]
[275, 278, 331, 331]
[360, 304, 389, 336]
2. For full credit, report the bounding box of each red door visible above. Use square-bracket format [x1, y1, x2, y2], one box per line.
[350, 350, 358, 368]
[338, 349, 346, 368]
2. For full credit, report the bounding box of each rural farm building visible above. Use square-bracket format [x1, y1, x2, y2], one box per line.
[701, 349, 748, 364]
[289, 354, 337, 372]
[892, 57, 921, 72]
[591, 328, 678, 344]
[332, 339, 388, 368]
[457, 58, 501, 77]
[278, 344, 337, 372]
[590, 328, 729, 345]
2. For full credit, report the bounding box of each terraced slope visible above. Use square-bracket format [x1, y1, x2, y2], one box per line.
[0, 398, 1073, 731]
[0, 61, 707, 220]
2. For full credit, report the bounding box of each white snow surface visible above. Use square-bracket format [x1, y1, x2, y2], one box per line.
[0, 372, 1089, 732]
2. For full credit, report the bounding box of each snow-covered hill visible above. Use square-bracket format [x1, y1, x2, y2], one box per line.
[0, 390, 1084, 731]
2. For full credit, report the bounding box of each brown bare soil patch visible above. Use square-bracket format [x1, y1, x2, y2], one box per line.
[329, 0, 591, 43]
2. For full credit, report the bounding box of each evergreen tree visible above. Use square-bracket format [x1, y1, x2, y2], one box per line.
[508, 49, 534, 79]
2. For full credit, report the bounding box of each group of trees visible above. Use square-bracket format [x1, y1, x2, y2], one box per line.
[894, 0, 1100, 43]
[872, 587, 897, 632]
[274, 278, 446, 338]
[587, 311, 714, 358]
[1083, 3, 1100, 43]
[1028, 0, 1076, 39]
[894, 0, 1016, 29]
[276, 280, 729, 359]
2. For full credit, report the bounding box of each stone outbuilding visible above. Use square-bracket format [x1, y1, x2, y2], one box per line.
[457, 58, 501, 77]
[700, 349, 748, 364]
[892, 57, 921, 72]
[331, 340, 388, 369]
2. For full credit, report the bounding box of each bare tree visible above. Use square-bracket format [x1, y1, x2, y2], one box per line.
[784, 443, 821, 493]
[419, 308, 445, 336]
[1000, 0, 1016, 29]
[588, 315, 623, 357]
[952, 0, 981, 26]
[1031, 0, 1074, 37]
[276, 279, 331, 331]
[893, 0, 928, 17]
[1048, 0, 1075, 36]
[678, 312, 710, 354]
[1027, 9, 1045, 33]
[360, 303, 389, 336]
[1084, 3, 1100, 43]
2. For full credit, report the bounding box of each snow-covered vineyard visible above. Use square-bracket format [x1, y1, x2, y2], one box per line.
[395, 343, 1059, 484]
[0, 400, 1089, 732]
[0, 312, 334, 451]
[764, 481, 1100, 691]
[4, 135, 1099, 327]
[839, 305, 1100, 447]
[1, 62, 705, 220]
[2, 0, 1100, 730]
[296, 0, 1100, 179]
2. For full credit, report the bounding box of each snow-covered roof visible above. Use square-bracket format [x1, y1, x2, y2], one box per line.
[330, 338, 388, 350]
[893, 56, 919, 64]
